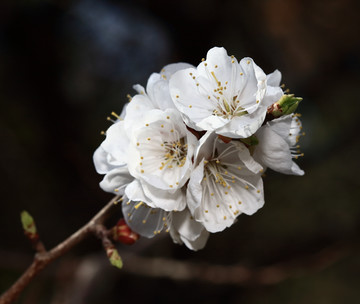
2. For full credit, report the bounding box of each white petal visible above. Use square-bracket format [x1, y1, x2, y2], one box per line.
[262, 85, 284, 108]
[132, 84, 146, 95]
[169, 67, 215, 130]
[141, 181, 186, 212]
[254, 125, 303, 175]
[266, 69, 282, 87]
[101, 121, 129, 166]
[181, 228, 209, 251]
[238, 57, 266, 114]
[93, 146, 117, 174]
[160, 62, 194, 80]
[119, 102, 128, 119]
[232, 141, 263, 173]
[99, 166, 133, 195]
[146, 73, 176, 110]
[172, 209, 204, 242]
[122, 200, 170, 238]
[215, 107, 267, 138]
[267, 115, 303, 149]
[198, 47, 241, 89]
[171, 209, 209, 251]
[124, 94, 154, 134]
[194, 131, 217, 164]
[266, 115, 293, 139]
[186, 159, 205, 214]
[196, 115, 230, 133]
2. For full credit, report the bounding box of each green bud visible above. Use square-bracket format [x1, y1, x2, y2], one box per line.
[20, 211, 38, 240]
[107, 247, 123, 269]
[269, 94, 302, 117]
[240, 135, 259, 146]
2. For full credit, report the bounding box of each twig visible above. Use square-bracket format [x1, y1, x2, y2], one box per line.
[0, 195, 120, 304]
[120, 241, 352, 286]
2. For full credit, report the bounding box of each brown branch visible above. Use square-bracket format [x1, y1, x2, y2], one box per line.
[120, 241, 353, 286]
[0, 195, 121, 304]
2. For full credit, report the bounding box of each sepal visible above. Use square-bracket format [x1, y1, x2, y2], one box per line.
[268, 94, 302, 117]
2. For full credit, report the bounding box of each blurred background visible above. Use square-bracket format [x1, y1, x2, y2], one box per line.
[1, 0, 360, 303]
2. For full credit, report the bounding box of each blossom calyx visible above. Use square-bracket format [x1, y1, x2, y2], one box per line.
[240, 135, 259, 147]
[268, 94, 302, 118]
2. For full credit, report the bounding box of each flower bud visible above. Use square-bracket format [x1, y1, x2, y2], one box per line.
[20, 211, 39, 241]
[106, 246, 123, 269]
[268, 94, 302, 117]
[113, 219, 140, 245]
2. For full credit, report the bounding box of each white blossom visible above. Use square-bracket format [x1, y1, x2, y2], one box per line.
[169, 47, 283, 138]
[127, 108, 197, 211]
[253, 114, 305, 176]
[93, 46, 305, 251]
[122, 197, 209, 250]
[187, 132, 264, 233]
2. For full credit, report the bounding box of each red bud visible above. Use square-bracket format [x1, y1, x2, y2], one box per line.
[113, 219, 140, 245]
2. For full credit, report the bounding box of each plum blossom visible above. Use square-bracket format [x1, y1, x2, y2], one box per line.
[253, 114, 305, 176]
[122, 185, 209, 250]
[127, 108, 197, 211]
[187, 132, 264, 233]
[169, 47, 283, 138]
[93, 46, 305, 251]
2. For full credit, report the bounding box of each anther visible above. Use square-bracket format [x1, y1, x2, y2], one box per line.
[134, 201, 143, 209]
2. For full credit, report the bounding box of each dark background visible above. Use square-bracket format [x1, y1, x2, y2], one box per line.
[1, 0, 360, 303]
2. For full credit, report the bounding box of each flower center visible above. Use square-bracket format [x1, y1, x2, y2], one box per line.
[209, 71, 248, 119]
[204, 160, 229, 188]
[160, 137, 187, 170]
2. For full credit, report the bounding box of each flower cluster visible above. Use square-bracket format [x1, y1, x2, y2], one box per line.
[94, 47, 304, 250]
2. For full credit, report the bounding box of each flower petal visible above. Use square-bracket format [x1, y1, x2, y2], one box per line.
[124, 94, 155, 134]
[100, 166, 133, 195]
[215, 107, 267, 138]
[266, 69, 282, 87]
[254, 125, 304, 175]
[238, 57, 266, 113]
[170, 209, 209, 251]
[160, 62, 194, 80]
[93, 146, 117, 174]
[146, 73, 176, 110]
[169, 67, 215, 130]
[101, 121, 129, 166]
[122, 200, 170, 238]
[141, 181, 186, 212]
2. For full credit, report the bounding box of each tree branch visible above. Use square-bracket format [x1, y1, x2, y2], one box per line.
[120, 241, 352, 286]
[0, 195, 121, 304]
